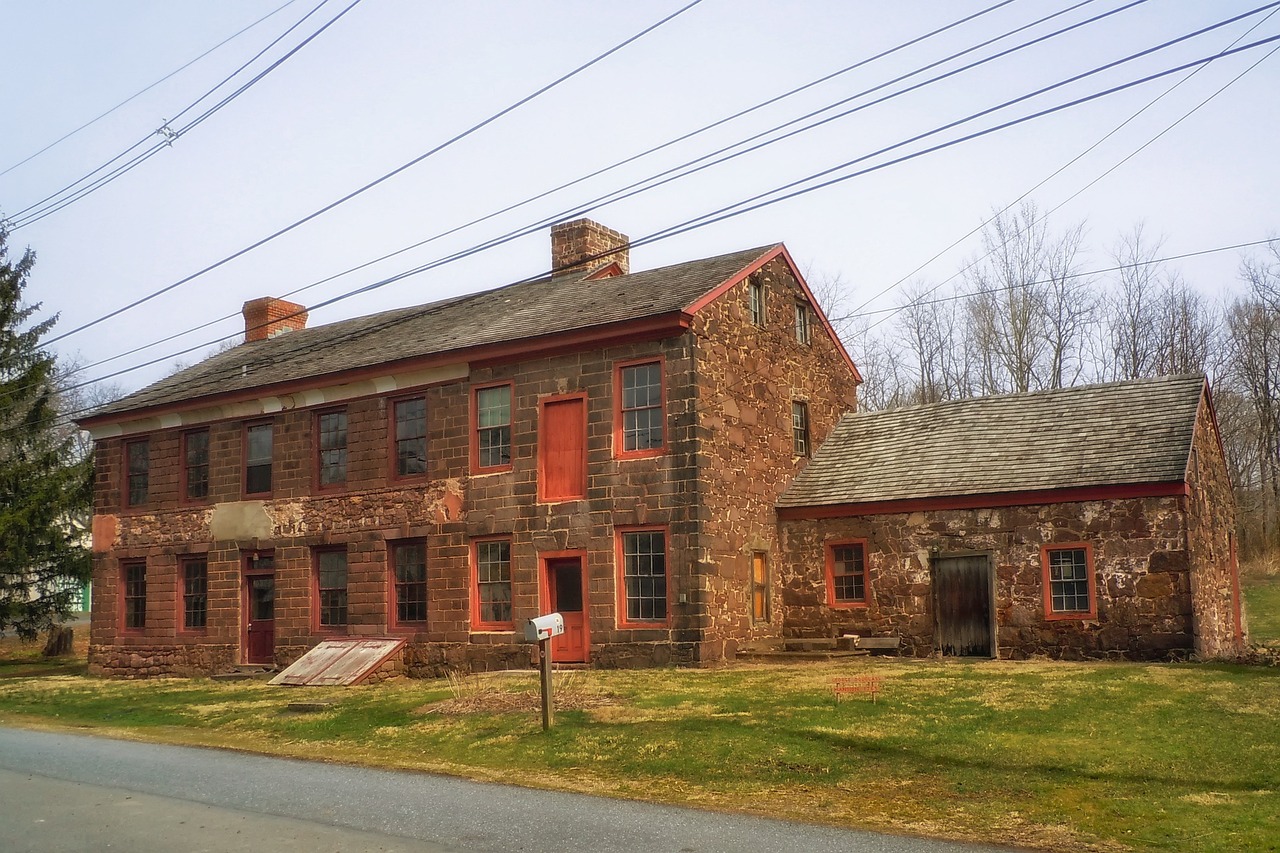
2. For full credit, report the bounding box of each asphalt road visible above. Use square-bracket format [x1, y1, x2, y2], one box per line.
[0, 727, 1011, 853]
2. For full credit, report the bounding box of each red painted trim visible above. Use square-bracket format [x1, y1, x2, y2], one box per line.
[613, 355, 667, 460]
[178, 428, 211, 506]
[1040, 542, 1098, 621]
[470, 381, 514, 475]
[387, 538, 429, 633]
[778, 481, 1191, 520]
[79, 314, 691, 429]
[119, 558, 146, 635]
[537, 392, 588, 503]
[241, 550, 274, 666]
[242, 420, 273, 498]
[683, 245, 782, 316]
[1197, 381, 1234, 490]
[614, 524, 673, 629]
[388, 394, 430, 484]
[312, 407, 348, 494]
[123, 436, 150, 508]
[824, 539, 871, 609]
[539, 548, 590, 663]
[312, 545, 350, 635]
[775, 244, 862, 382]
[176, 554, 209, 636]
[470, 535, 515, 631]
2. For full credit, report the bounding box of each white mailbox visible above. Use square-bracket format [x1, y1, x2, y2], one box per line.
[524, 613, 565, 643]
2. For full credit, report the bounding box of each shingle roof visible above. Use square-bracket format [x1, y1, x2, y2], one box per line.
[89, 245, 774, 420]
[778, 375, 1206, 508]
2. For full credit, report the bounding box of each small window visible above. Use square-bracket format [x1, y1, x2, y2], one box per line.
[792, 401, 810, 457]
[827, 542, 869, 606]
[749, 276, 766, 326]
[620, 529, 667, 624]
[122, 561, 146, 630]
[752, 552, 770, 624]
[125, 438, 149, 507]
[183, 430, 209, 501]
[391, 541, 427, 626]
[795, 301, 812, 344]
[182, 557, 208, 631]
[316, 548, 348, 629]
[316, 410, 348, 488]
[393, 397, 427, 477]
[1043, 545, 1096, 619]
[474, 385, 512, 471]
[474, 539, 513, 628]
[245, 422, 273, 495]
[618, 360, 664, 455]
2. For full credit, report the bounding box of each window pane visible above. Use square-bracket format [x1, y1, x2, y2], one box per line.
[127, 440, 149, 506]
[623, 531, 666, 622]
[621, 363, 663, 452]
[833, 544, 865, 602]
[476, 540, 512, 624]
[183, 559, 208, 630]
[394, 542, 427, 624]
[185, 431, 209, 500]
[792, 401, 810, 457]
[317, 550, 348, 627]
[246, 424, 272, 493]
[477, 387, 510, 428]
[1049, 549, 1091, 612]
[318, 412, 347, 486]
[124, 563, 146, 629]
[476, 387, 512, 468]
[395, 399, 428, 477]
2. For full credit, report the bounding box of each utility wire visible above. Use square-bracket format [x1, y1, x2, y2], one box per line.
[0, 0, 301, 180]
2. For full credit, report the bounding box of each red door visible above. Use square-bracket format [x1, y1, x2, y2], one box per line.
[539, 396, 586, 502]
[545, 557, 587, 663]
[244, 554, 275, 665]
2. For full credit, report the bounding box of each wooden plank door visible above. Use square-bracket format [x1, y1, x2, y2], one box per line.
[539, 396, 586, 502]
[545, 557, 587, 663]
[932, 555, 994, 657]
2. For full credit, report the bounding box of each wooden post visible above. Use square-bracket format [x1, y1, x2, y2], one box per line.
[539, 636, 554, 730]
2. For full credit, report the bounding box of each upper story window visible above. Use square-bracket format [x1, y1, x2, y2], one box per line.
[125, 438, 149, 507]
[183, 429, 209, 502]
[316, 410, 348, 488]
[617, 360, 664, 456]
[245, 422, 273, 496]
[474, 384, 512, 471]
[316, 548, 348, 629]
[749, 276, 766, 326]
[122, 561, 146, 630]
[393, 397, 427, 478]
[792, 401, 810, 457]
[826, 541, 869, 607]
[1042, 545, 1096, 619]
[795, 301, 812, 344]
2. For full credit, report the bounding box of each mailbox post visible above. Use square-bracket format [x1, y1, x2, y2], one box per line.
[523, 613, 564, 730]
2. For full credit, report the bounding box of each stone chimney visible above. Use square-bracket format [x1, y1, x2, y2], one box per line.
[550, 219, 629, 276]
[242, 296, 308, 343]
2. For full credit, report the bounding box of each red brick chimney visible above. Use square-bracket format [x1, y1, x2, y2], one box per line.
[550, 219, 629, 277]
[242, 297, 308, 343]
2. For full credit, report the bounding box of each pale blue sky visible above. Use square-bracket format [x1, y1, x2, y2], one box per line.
[3, 1, 1277, 401]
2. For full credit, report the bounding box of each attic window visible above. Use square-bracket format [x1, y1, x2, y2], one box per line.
[749, 276, 766, 326]
[795, 301, 812, 345]
[792, 401, 810, 457]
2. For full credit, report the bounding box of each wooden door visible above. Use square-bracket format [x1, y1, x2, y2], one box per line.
[751, 552, 770, 623]
[933, 555, 993, 657]
[539, 396, 586, 502]
[244, 555, 275, 665]
[546, 557, 587, 663]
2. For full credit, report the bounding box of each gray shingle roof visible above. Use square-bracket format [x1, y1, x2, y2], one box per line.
[778, 375, 1206, 508]
[89, 245, 774, 420]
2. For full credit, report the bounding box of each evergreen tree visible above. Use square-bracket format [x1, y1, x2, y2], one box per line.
[0, 230, 91, 639]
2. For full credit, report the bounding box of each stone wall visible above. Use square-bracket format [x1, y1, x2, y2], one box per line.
[779, 496, 1197, 660]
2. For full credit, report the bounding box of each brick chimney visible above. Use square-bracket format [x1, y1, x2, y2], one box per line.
[242, 296, 308, 343]
[550, 219, 629, 276]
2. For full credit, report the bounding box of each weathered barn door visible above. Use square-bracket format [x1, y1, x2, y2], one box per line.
[932, 555, 994, 657]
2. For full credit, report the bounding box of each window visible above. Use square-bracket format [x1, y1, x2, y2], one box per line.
[474, 384, 512, 471]
[792, 401, 810, 457]
[393, 397, 427, 477]
[795, 301, 812, 344]
[617, 360, 664, 456]
[316, 548, 348, 629]
[752, 552, 770, 623]
[125, 438, 149, 507]
[539, 394, 587, 502]
[749, 275, 765, 326]
[181, 557, 208, 631]
[827, 541, 869, 606]
[183, 430, 209, 501]
[391, 541, 427, 626]
[619, 529, 667, 625]
[474, 539, 513, 628]
[245, 422, 273, 495]
[316, 410, 348, 488]
[122, 561, 146, 630]
[1042, 544, 1096, 619]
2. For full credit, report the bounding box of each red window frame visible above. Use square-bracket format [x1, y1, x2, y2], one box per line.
[471, 536, 514, 631]
[124, 437, 149, 508]
[388, 539, 428, 630]
[120, 560, 146, 632]
[389, 396, 429, 481]
[314, 408, 348, 491]
[471, 381, 514, 474]
[180, 429, 210, 504]
[615, 525, 671, 628]
[1041, 543, 1097, 620]
[179, 556, 208, 633]
[825, 540, 871, 608]
[613, 357, 667, 459]
[792, 400, 810, 457]
[243, 421, 273, 498]
[537, 392, 588, 503]
[313, 547, 349, 632]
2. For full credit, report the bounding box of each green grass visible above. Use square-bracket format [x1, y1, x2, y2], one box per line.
[1, 660, 1278, 852]
[1243, 573, 1280, 647]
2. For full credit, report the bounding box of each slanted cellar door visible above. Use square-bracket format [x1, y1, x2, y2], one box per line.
[932, 555, 994, 657]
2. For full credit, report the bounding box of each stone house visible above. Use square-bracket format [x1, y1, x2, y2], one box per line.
[777, 375, 1247, 660]
[80, 220, 859, 676]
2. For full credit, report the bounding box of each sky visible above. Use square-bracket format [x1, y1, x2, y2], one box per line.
[3, 0, 1278, 408]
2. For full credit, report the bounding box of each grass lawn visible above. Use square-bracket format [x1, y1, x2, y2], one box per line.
[0, 646, 1277, 853]
[1243, 572, 1280, 647]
